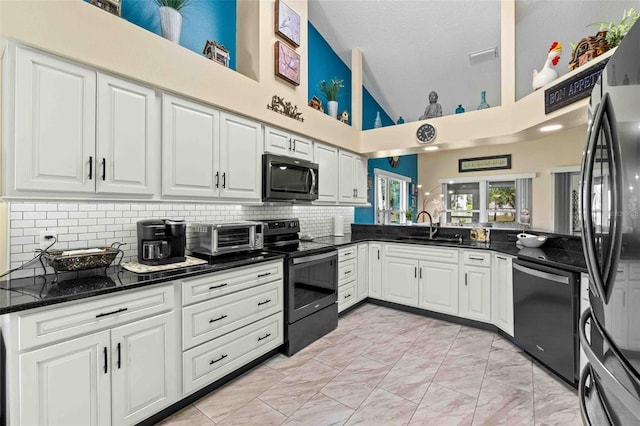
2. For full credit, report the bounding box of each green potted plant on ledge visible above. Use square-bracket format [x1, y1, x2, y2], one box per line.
[405, 209, 414, 225]
[155, 0, 191, 44]
[319, 77, 344, 119]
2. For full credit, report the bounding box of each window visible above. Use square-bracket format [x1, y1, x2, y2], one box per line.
[375, 169, 410, 224]
[441, 173, 533, 228]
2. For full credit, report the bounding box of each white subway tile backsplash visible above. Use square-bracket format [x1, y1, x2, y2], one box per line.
[7, 201, 354, 277]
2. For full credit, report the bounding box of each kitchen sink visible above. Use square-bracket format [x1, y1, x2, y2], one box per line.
[401, 236, 463, 244]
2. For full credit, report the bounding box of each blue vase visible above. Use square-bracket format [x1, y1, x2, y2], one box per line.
[374, 111, 382, 128]
[455, 105, 465, 114]
[396, 116, 405, 124]
[477, 91, 490, 110]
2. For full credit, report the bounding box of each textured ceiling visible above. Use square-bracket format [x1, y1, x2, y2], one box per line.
[308, 0, 503, 123]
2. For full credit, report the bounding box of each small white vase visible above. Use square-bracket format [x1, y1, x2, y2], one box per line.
[159, 6, 183, 44]
[327, 101, 338, 119]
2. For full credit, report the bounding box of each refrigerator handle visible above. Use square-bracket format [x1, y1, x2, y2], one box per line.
[581, 99, 608, 303]
[578, 365, 613, 426]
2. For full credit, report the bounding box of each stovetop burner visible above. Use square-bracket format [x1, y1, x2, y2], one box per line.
[265, 240, 332, 254]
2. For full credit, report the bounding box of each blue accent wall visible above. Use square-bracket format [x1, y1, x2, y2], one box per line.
[118, 0, 237, 70]
[308, 23, 352, 124]
[354, 154, 418, 224]
[362, 87, 394, 130]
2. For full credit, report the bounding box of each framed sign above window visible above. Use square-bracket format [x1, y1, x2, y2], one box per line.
[459, 154, 511, 173]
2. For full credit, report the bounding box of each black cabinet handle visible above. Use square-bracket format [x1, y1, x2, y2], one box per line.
[209, 354, 228, 365]
[89, 156, 93, 180]
[355, 189, 358, 198]
[293, 139, 296, 151]
[258, 333, 271, 341]
[345, 294, 352, 299]
[257, 299, 271, 306]
[96, 307, 128, 318]
[420, 268, 422, 279]
[257, 272, 271, 278]
[465, 273, 468, 286]
[117, 342, 121, 369]
[222, 172, 226, 188]
[288, 138, 292, 150]
[101, 158, 106, 181]
[469, 256, 484, 261]
[103, 346, 108, 374]
[344, 252, 353, 256]
[496, 256, 506, 260]
[215, 171, 219, 188]
[209, 283, 228, 290]
[209, 315, 227, 323]
[344, 270, 352, 275]
[414, 267, 417, 278]
[377, 249, 380, 260]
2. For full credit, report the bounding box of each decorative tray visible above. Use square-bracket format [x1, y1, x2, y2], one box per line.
[43, 243, 125, 273]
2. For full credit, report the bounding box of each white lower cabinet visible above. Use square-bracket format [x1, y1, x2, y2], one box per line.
[383, 256, 419, 306]
[14, 291, 177, 426]
[418, 261, 459, 315]
[368, 243, 383, 299]
[357, 243, 369, 301]
[492, 254, 514, 335]
[460, 265, 491, 322]
[338, 246, 358, 313]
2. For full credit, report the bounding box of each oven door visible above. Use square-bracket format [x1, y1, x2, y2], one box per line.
[263, 154, 318, 201]
[287, 251, 337, 323]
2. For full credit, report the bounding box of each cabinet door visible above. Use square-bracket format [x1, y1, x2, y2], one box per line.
[219, 112, 263, 200]
[357, 243, 369, 301]
[264, 126, 291, 156]
[162, 94, 220, 197]
[354, 154, 368, 203]
[492, 254, 514, 335]
[290, 134, 313, 161]
[419, 261, 458, 315]
[369, 243, 383, 299]
[111, 312, 178, 426]
[383, 256, 419, 306]
[14, 46, 96, 193]
[339, 150, 355, 202]
[313, 143, 339, 202]
[461, 266, 492, 323]
[20, 330, 111, 426]
[96, 74, 159, 195]
[628, 280, 640, 350]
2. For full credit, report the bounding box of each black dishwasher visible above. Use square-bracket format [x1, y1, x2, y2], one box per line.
[513, 259, 578, 385]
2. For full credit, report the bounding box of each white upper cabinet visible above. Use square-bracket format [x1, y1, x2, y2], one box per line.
[97, 74, 159, 195]
[313, 143, 339, 203]
[264, 126, 313, 161]
[338, 149, 368, 204]
[162, 94, 220, 198]
[13, 46, 97, 193]
[9, 45, 159, 197]
[219, 113, 262, 200]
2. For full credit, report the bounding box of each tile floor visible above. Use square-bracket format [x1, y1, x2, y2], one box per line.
[158, 303, 582, 425]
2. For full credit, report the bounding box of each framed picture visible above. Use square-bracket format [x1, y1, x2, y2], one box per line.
[459, 154, 512, 173]
[274, 41, 300, 86]
[275, 0, 300, 47]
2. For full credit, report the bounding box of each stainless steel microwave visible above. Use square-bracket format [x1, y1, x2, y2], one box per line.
[262, 154, 319, 202]
[187, 222, 263, 256]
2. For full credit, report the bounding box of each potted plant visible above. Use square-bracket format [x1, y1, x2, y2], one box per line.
[155, 0, 191, 44]
[319, 77, 344, 119]
[405, 209, 414, 225]
[593, 8, 639, 47]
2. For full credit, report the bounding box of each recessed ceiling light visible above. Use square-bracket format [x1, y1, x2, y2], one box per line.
[423, 146, 439, 151]
[417, 184, 423, 188]
[540, 124, 563, 132]
[424, 192, 429, 196]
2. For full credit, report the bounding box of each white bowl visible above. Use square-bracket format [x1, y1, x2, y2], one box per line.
[517, 233, 547, 248]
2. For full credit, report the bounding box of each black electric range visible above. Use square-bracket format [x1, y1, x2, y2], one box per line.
[261, 219, 338, 356]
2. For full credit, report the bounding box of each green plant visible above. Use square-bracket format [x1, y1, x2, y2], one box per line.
[318, 77, 344, 102]
[155, 0, 191, 11]
[405, 209, 414, 221]
[592, 8, 639, 47]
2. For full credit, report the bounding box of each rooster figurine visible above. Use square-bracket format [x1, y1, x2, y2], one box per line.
[532, 41, 562, 91]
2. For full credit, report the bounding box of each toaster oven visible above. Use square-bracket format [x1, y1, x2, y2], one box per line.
[187, 222, 263, 256]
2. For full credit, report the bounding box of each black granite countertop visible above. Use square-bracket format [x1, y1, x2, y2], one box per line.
[315, 228, 588, 274]
[0, 251, 285, 315]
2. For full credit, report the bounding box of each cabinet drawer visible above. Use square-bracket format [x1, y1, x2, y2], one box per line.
[182, 312, 283, 395]
[385, 243, 459, 264]
[182, 261, 283, 306]
[338, 281, 357, 313]
[338, 246, 357, 263]
[338, 260, 357, 285]
[18, 285, 174, 351]
[182, 280, 283, 350]
[462, 250, 491, 267]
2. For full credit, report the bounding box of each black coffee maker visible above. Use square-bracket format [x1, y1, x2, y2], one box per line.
[137, 219, 186, 265]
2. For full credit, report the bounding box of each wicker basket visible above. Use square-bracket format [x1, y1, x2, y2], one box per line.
[43, 244, 123, 272]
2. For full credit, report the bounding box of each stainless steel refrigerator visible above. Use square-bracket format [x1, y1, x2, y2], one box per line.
[579, 21, 640, 425]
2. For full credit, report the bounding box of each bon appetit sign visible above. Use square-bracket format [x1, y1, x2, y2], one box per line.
[544, 59, 609, 114]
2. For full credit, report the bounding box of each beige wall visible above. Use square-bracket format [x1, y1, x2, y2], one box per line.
[417, 125, 587, 231]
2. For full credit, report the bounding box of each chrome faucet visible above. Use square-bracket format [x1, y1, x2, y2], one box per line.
[416, 210, 437, 239]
